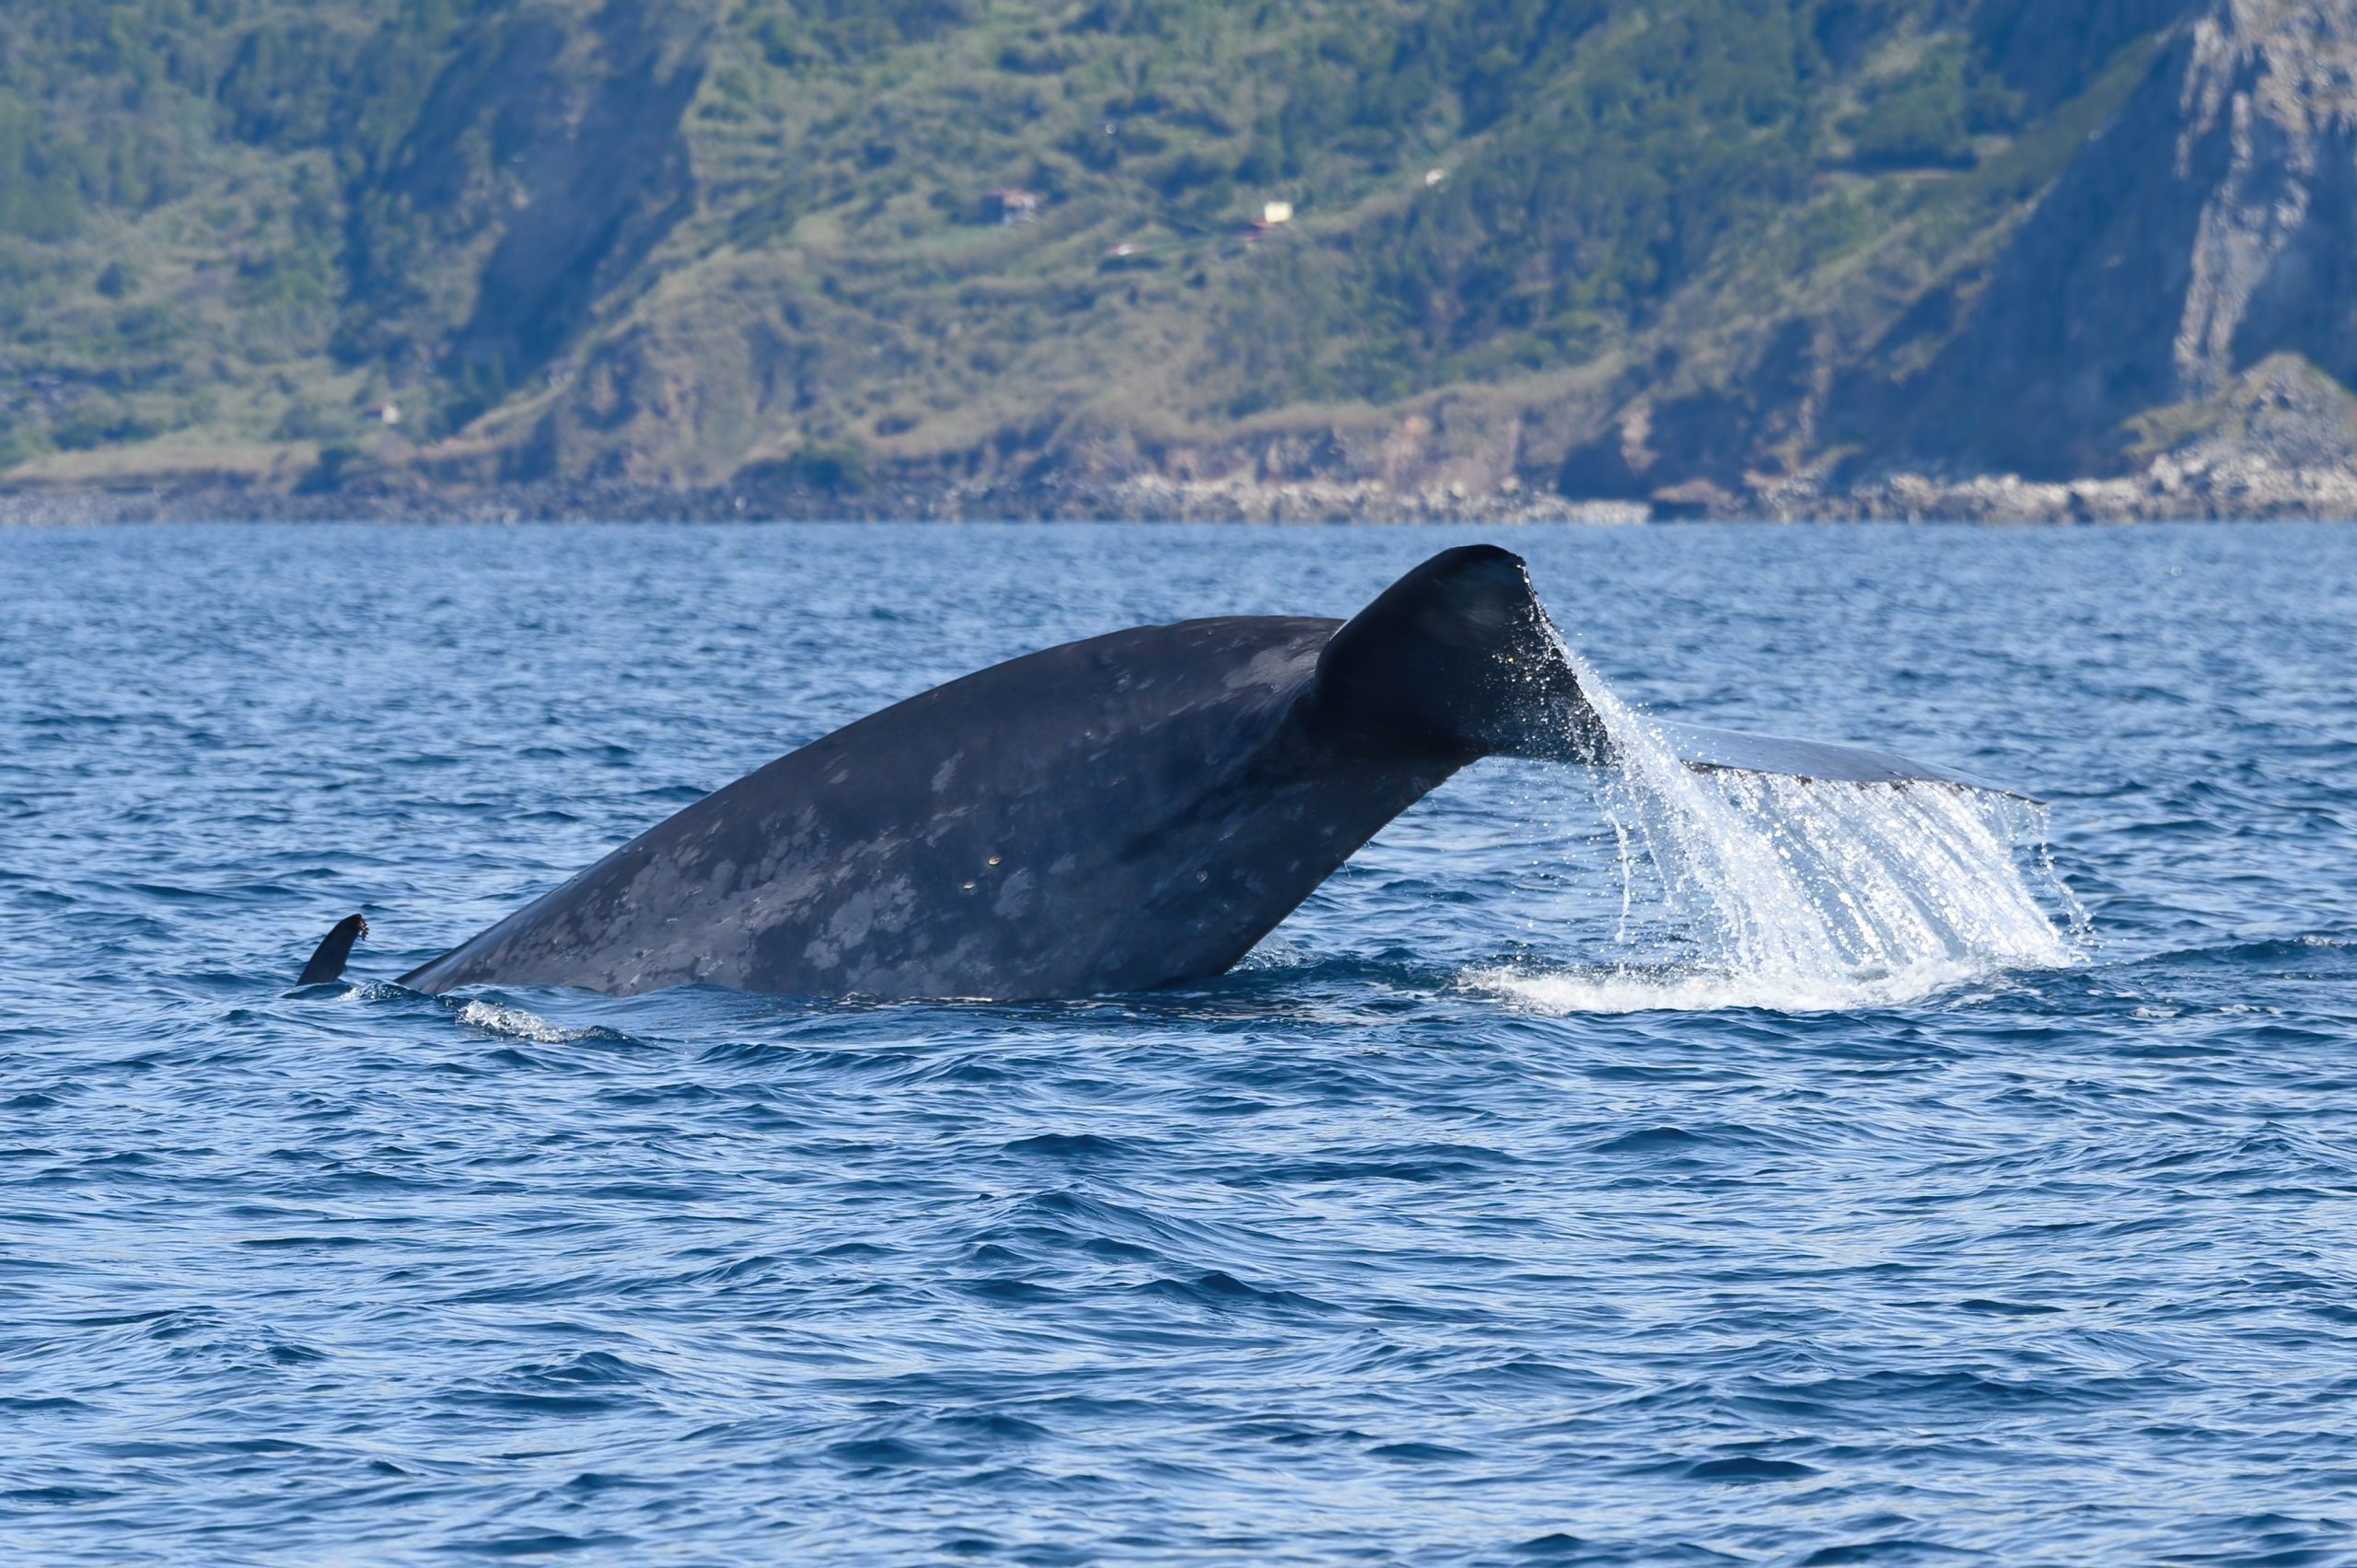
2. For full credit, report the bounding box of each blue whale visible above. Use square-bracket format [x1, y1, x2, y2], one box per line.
[303, 545, 1988, 1000]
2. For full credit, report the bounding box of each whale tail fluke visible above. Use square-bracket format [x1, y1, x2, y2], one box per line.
[1656, 720, 2031, 799]
[297, 913, 369, 986]
[1308, 544, 2020, 797]
[1310, 544, 1609, 764]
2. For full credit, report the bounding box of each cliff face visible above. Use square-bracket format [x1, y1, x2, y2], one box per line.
[1827, 0, 2357, 482]
[332, 1, 711, 401]
[2189, 2, 2357, 405]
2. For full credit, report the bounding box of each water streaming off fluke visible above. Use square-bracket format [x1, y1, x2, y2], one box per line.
[1480, 652, 2083, 1015]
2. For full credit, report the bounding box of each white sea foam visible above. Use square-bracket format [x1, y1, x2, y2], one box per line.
[1477, 651, 2083, 1016]
[456, 1000, 586, 1043]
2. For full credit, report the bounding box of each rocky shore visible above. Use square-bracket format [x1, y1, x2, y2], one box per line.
[1766, 456, 2357, 523]
[5, 457, 2354, 526]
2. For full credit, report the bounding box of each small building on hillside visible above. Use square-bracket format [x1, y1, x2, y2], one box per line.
[983, 187, 1041, 226]
[1241, 201, 1298, 242]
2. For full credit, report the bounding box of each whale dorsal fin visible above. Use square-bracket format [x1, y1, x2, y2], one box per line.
[297, 913, 369, 985]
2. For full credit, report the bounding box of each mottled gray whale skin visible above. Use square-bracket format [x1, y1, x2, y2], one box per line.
[394, 544, 1604, 1001]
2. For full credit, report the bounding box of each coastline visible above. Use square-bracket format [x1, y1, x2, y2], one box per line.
[6, 455, 2356, 526]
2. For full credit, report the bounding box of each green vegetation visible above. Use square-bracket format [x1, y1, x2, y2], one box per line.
[0, 0, 2213, 493]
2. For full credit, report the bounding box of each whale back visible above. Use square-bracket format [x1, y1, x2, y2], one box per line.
[397, 612, 1467, 999]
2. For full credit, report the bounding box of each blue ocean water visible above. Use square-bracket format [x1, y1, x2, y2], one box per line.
[3, 520, 2354, 1566]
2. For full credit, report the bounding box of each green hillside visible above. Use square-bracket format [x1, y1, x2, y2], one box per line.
[2, 0, 2344, 511]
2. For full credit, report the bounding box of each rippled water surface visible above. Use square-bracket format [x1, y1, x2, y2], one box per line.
[6, 522, 2356, 1565]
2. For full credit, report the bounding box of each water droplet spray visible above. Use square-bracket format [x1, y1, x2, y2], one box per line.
[1481, 647, 2084, 1014]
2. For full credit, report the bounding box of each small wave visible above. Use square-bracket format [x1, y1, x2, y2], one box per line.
[1679, 1455, 1820, 1482]
[453, 1000, 631, 1045]
[1133, 1270, 1337, 1315]
[824, 1436, 938, 1471]
[1471, 954, 1996, 1015]
[999, 1132, 1135, 1161]
[1369, 1440, 1477, 1462]
[432, 1530, 631, 1557]
[2141, 934, 2351, 969]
